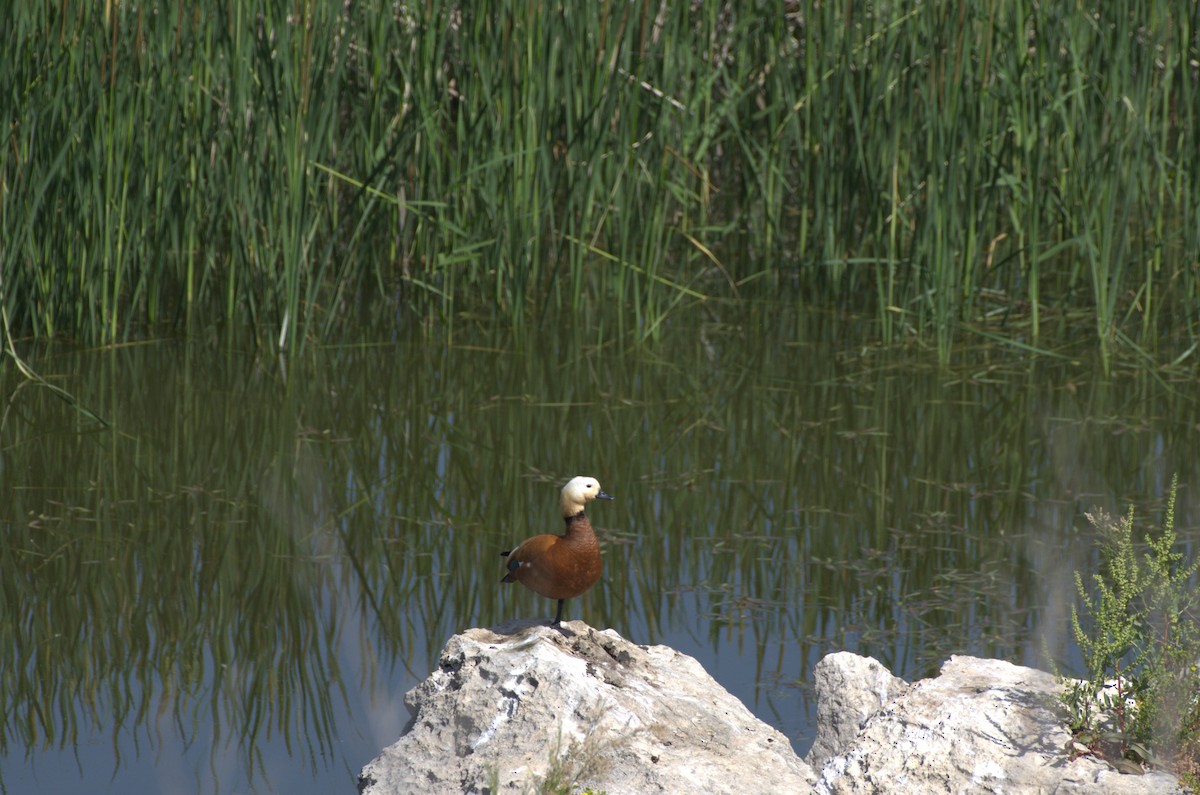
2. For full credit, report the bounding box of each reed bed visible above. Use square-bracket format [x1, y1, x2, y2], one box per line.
[2, 2, 1197, 364]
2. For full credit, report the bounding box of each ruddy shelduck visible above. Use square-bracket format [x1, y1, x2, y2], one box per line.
[500, 476, 613, 624]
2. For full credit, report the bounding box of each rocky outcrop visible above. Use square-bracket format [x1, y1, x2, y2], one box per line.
[809, 653, 1184, 795]
[806, 652, 907, 771]
[359, 626, 1185, 795]
[357, 620, 815, 794]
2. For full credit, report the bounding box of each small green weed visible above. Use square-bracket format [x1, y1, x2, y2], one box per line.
[533, 732, 612, 795]
[1065, 475, 1200, 780]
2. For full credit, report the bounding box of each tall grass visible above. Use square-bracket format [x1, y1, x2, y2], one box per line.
[1, 2, 1197, 364]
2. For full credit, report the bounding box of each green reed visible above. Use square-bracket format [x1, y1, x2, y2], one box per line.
[1, 2, 1196, 365]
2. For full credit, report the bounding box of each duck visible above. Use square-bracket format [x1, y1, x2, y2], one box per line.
[500, 476, 614, 625]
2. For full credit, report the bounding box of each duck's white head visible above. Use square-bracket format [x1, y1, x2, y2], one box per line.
[560, 476, 613, 517]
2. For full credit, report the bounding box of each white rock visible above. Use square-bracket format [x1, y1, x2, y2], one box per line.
[357, 620, 816, 794]
[805, 651, 908, 771]
[360, 630, 1187, 795]
[811, 654, 1184, 795]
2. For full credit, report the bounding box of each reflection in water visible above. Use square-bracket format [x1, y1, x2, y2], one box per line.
[1, 310, 1197, 793]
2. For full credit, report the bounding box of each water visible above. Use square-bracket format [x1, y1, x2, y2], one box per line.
[2, 308, 1197, 793]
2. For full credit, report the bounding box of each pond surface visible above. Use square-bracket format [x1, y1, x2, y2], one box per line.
[2, 306, 1197, 793]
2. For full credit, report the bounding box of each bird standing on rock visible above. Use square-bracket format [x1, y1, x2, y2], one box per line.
[500, 476, 613, 625]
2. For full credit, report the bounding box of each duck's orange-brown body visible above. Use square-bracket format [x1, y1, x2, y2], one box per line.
[501, 476, 612, 624]
[502, 513, 602, 599]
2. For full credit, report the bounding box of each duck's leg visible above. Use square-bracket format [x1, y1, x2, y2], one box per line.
[552, 599, 565, 625]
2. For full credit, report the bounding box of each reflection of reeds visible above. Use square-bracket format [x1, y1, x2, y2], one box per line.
[2, 4, 1196, 363]
[0, 342, 344, 779]
[4, 311, 1199, 781]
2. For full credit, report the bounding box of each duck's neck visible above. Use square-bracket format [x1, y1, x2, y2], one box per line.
[561, 497, 586, 516]
[562, 511, 596, 541]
